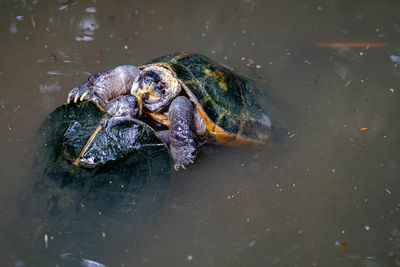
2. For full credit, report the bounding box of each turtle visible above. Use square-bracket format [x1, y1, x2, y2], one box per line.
[67, 53, 275, 170]
[17, 100, 171, 265]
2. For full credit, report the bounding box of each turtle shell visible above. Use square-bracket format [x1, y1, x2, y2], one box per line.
[45, 100, 170, 168]
[21, 101, 171, 265]
[142, 53, 275, 145]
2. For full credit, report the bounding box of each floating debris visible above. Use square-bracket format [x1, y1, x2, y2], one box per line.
[385, 189, 392, 195]
[313, 73, 320, 85]
[245, 58, 262, 78]
[30, 15, 36, 28]
[44, 233, 48, 248]
[344, 81, 352, 87]
[360, 127, 368, 131]
[85, 7, 96, 13]
[390, 55, 400, 63]
[50, 54, 57, 62]
[336, 241, 348, 247]
[249, 240, 257, 247]
[313, 42, 387, 48]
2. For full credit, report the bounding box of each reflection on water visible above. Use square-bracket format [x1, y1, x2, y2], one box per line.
[0, 0, 399, 266]
[75, 15, 99, 42]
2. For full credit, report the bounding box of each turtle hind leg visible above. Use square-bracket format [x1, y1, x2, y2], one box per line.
[67, 65, 140, 107]
[168, 96, 198, 170]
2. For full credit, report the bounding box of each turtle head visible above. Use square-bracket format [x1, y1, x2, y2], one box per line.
[131, 66, 181, 113]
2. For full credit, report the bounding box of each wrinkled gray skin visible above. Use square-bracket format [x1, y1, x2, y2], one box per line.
[67, 66, 198, 170]
[168, 96, 197, 167]
[68, 65, 139, 109]
[106, 94, 139, 118]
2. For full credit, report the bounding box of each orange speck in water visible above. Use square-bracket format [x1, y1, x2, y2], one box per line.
[360, 127, 368, 131]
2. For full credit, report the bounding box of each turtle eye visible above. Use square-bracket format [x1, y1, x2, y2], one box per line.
[141, 71, 161, 86]
[155, 81, 165, 93]
[143, 75, 155, 85]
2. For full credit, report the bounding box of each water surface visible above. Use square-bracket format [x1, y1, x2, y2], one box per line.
[1, 0, 399, 266]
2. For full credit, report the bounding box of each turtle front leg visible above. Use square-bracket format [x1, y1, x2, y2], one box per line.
[67, 65, 140, 108]
[168, 96, 198, 170]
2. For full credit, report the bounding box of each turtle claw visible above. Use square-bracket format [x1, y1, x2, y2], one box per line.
[80, 91, 88, 101]
[67, 86, 91, 105]
[173, 157, 196, 171]
[174, 163, 187, 171]
[74, 93, 79, 103]
[173, 164, 180, 171]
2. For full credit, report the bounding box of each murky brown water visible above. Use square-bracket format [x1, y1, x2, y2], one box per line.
[1, 0, 400, 266]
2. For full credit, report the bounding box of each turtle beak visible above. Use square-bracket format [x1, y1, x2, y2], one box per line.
[139, 83, 161, 103]
[132, 83, 162, 118]
[132, 92, 143, 118]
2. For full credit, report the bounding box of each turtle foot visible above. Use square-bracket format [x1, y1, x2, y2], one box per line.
[174, 163, 186, 171]
[173, 158, 195, 171]
[67, 86, 91, 104]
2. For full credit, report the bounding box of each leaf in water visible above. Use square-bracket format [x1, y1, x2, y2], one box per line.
[338, 241, 348, 247]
